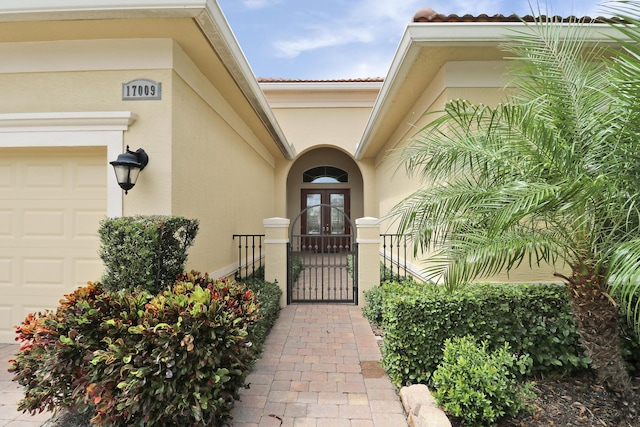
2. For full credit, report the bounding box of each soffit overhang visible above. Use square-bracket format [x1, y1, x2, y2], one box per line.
[355, 22, 623, 160]
[0, 0, 295, 161]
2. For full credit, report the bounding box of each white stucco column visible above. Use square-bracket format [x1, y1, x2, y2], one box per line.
[263, 217, 290, 307]
[356, 217, 381, 306]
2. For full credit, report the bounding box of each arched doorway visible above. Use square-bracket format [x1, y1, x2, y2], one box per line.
[286, 147, 364, 233]
[286, 148, 364, 303]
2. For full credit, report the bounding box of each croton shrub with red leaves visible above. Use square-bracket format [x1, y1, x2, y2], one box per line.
[10, 274, 260, 426]
[9, 282, 107, 415]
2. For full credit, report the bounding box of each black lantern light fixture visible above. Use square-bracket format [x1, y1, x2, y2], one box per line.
[110, 146, 149, 194]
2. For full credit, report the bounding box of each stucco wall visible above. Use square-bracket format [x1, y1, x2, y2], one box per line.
[376, 81, 561, 283]
[272, 107, 372, 156]
[171, 72, 276, 277]
[0, 37, 281, 280]
[0, 40, 175, 215]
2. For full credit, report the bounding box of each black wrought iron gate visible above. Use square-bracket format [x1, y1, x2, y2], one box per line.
[288, 204, 358, 304]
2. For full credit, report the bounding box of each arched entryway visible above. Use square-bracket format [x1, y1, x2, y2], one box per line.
[286, 147, 364, 232]
[286, 147, 364, 303]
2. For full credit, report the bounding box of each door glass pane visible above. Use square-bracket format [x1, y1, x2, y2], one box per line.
[330, 194, 345, 234]
[306, 194, 321, 234]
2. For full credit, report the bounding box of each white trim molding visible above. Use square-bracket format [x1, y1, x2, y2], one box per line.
[0, 111, 137, 217]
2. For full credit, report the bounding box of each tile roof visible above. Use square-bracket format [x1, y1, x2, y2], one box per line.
[258, 12, 623, 83]
[412, 7, 624, 24]
[257, 77, 384, 83]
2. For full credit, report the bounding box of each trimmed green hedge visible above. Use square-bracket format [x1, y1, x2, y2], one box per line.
[366, 282, 592, 386]
[244, 277, 282, 354]
[99, 216, 199, 294]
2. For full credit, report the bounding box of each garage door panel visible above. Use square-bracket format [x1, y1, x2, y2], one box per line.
[74, 210, 105, 238]
[0, 165, 14, 189]
[23, 210, 66, 237]
[0, 238, 100, 250]
[74, 258, 103, 284]
[76, 163, 107, 188]
[6, 191, 105, 202]
[0, 258, 11, 285]
[0, 146, 106, 343]
[23, 258, 65, 286]
[0, 306, 12, 336]
[22, 208, 104, 240]
[0, 210, 12, 237]
[0, 301, 70, 340]
[23, 164, 65, 188]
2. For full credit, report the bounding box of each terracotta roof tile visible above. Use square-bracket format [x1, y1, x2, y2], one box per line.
[257, 77, 384, 83]
[412, 10, 624, 24]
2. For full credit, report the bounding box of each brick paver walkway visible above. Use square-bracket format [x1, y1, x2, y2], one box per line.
[0, 304, 407, 427]
[231, 304, 408, 427]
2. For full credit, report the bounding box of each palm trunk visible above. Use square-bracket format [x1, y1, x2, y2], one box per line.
[560, 265, 631, 395]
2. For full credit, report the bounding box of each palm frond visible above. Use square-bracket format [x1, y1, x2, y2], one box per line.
[608, 239, 640, 336]
[422, 230, 562, 288]
[391, 3, 640, 339]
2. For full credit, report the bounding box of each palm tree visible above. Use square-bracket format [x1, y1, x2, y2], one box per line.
[391, 2, 640, 394]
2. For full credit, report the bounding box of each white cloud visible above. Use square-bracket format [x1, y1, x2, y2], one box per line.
[242, 0, 282, 10]
[274, 26, 375, 58]
[271, 0, 423, 58]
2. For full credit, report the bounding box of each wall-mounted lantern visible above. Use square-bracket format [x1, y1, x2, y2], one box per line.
[110, 146, 149, 194]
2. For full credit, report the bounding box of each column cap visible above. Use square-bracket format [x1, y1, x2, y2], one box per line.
[263, 217, 290, 227]
[356, 217, 380, 227]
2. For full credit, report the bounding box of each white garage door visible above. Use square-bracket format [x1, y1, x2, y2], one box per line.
[0, 146, 107, 342]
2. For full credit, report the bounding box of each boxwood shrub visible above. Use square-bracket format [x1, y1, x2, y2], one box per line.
[98, 216, 199, 294]
[10, 273, 280, 426]
[371, 282, 592, 386]
[432, 336, 536, 426]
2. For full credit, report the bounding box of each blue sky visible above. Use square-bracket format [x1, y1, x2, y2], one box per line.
[217, 0, 610, 80]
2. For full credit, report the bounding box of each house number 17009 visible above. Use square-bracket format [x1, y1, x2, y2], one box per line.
[122, 78, 162, 100]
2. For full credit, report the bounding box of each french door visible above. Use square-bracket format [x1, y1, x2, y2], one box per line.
[300, 189, 350, 251]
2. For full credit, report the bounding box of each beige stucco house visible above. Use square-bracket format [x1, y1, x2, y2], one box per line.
[0, 1, 620, 341]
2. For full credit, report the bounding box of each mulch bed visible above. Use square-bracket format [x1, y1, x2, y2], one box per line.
[493, 376, 640, 427]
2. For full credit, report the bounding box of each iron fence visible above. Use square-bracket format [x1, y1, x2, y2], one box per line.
[380, 234, 408, 282]
[232, 234, 265, 280]
[232, 233, 410, 287]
